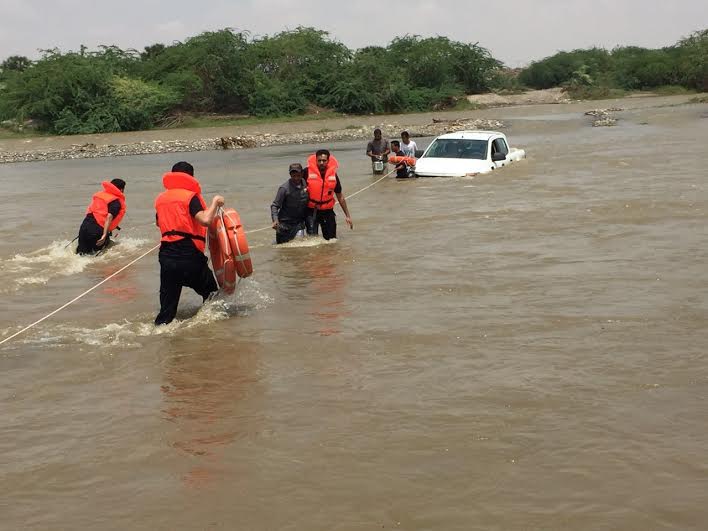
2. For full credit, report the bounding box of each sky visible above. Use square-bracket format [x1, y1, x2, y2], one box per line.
[0, 0, 706, 67]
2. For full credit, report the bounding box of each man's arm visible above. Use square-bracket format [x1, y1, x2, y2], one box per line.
[96, 214, 113, 247]
[335, 192, 353, 229]
[270, 186, 286, 229]
[194, 195, 225, 227]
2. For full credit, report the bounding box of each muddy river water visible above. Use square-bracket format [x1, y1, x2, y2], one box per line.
[1, 96, 707, 530]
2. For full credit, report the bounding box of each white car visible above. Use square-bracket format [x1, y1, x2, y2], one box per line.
[414, 131, 526, 177]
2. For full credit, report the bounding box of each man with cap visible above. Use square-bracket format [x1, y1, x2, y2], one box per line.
[270, 162, 310, 244]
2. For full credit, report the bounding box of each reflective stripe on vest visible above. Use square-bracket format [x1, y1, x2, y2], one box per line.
[306, 154, 338, 210]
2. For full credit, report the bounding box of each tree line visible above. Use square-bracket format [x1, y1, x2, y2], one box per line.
[0, 27, 705, 135]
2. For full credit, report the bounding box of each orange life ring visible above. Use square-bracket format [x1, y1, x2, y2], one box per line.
[388, 155, 416, 166]
[208, 208, 253, 295]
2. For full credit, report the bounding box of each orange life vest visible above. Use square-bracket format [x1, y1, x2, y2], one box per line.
[154, 172, 207, 253]
[86, 181, 126, 231]
[306, 154, 339, 210]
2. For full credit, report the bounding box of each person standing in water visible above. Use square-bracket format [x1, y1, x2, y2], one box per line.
[366, 128, 390, 174]
[270, 163, 309, 244]
[154, 161, 224, 325]
[305, 149, 353, 240]
[400, 131, 418, 158]
[76, 178, 126, 255]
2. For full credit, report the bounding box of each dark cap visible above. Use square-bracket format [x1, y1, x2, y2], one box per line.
[288, 163, 303, 173]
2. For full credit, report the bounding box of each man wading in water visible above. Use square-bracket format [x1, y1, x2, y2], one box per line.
[154, 161, 224, 325]
[270, 162, 309, 244]
[305, 149, 353, 240]
[76, 178, 126, 255]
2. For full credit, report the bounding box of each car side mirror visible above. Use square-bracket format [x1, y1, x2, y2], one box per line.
[414, 149, 424, 158]
[492, 152, 507, 162]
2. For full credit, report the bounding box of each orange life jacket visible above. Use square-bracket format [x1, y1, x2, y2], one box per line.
[86, 181, 126, 231]
[154, 172, 207, 253]
[306, 154, 339, 210]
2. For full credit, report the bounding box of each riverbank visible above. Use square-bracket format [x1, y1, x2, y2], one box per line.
[0, 92, 703, 164]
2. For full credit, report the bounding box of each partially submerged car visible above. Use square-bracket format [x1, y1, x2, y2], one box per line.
[414, 131, 525, 177]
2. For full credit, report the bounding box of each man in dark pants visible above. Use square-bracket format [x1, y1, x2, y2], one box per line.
[154, 161, 224, 325]
[270, 162, 309, 244]
[305, 149, 353, 240]
[76, 178, 126, 255]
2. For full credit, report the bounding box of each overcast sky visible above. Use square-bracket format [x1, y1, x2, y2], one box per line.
[1, 0, 706, 66]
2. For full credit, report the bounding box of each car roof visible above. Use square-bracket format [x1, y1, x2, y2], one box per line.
[433, 130, 503, 141]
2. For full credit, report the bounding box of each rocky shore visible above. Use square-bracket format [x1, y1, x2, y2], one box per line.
[0, 118, 505, 164]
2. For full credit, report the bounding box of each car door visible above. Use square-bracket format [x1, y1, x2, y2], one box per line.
[491, 137, 510, 169]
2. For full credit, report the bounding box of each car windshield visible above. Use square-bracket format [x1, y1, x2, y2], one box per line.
[423, 139, 488, 160]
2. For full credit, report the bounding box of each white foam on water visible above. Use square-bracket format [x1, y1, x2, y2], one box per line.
[9, 278, 273, 350]
[0, 237, 151, 293]
[277, 236, 338, 249]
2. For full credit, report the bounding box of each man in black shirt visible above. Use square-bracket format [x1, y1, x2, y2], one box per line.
[270, 162, 309, 244]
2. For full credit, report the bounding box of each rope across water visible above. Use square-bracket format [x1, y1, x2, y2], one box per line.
[0, 168, 396, 346]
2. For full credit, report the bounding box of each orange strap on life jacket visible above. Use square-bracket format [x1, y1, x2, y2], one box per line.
[306, 154, 339, 210]
[86, 181, 126, 231]
[154, 172, 207, 253]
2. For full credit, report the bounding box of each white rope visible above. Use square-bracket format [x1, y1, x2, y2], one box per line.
[0, 243, 159, 346]
[0, 167, 395, 346]
[345, 170, 393, 200]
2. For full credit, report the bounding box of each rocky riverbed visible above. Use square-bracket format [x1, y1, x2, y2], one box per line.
[0, 118, 505, 164]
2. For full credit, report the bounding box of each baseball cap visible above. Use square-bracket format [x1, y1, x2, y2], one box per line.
[289, 163, 303, 173]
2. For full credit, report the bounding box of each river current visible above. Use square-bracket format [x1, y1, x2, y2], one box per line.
[1, 96, 707, 530]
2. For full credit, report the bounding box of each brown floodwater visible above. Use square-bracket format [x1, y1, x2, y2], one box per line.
[1, 96, 707, 531]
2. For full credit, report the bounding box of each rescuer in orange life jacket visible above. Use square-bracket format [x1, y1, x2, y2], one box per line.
[305, 149, 353, 240]
[154, 161, 225, 326]
[76, 178, 127, 255]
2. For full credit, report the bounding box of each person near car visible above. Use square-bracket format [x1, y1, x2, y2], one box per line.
[366, 128, 390, 172]
[400, 130, 418, 158]
[390, 141, 415, 179]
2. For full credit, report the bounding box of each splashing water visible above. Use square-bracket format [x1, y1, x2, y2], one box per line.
[5, 278, 273, 350]
[0, 237, 151, 293]
[276, 236, 338, 249]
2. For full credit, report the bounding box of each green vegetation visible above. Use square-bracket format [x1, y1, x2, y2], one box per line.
[520, 29, 708, 98]
[0, 27, 705, 136]
[0, 28, 501, 135]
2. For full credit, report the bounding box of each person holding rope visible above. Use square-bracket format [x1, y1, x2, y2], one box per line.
[76, 178, 126, 255]
[154, 161, 224, 325]
[270, 162, 309, 244]
[305, 149, 353, 240]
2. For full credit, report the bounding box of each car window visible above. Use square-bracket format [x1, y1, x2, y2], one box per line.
[492, 138, 509, 155]
[424, 139, 488, 160]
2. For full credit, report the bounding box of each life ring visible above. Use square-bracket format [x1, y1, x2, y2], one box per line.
[208, 208, 253, 295]
[388, 155, 416, 166]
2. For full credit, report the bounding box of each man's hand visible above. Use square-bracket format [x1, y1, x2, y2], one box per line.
[345, 216, 353, 230]
[212, 195, 225, 208]
[272, 220, 279, 230]
[96, 234, 107, 247]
